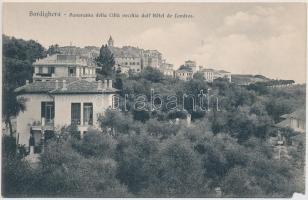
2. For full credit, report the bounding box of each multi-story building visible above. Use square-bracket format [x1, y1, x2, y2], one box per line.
[160, 60, 174, 76]
[191, 67, 232, 83]
[175, 68, 193, 81]
[184, 60, 198, 73]
[14, 78, 118, 153]
[106, 36, 163, 73]
[213, 70, 232, 82]
[108, 45, 142, 73]
[142, 50, 162, 69]
[33, 54, 96, 81]
[201, 68, 215, 82]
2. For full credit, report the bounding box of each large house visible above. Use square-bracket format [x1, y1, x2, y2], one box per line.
[184, 60, 198, 73]
[176, 60, 232, 82]
[200, 68, 231, 82]
[160, 60, 174, 76]
[15, 54, 118, 154]
[175, 68, 193, 81]
[106, 36, 163, 73]
[33, 54, 96, 81]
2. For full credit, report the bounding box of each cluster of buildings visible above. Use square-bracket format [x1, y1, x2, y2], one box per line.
[104, 36, 232, 83]
[173, 60, 232, 82]
[14, 36, 235, 155]
[106, 36, 165, 73]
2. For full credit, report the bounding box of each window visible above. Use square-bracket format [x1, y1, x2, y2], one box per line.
[83, 67, 86, 75]
[71, 103, 81, 125]
[68, 68, 76, 76]
[112, 95, 119, 109]
[41, 102, 54, 125]
[38, 67, 43, 74]
[48, 67, 55, 74]
[83, 103, 93, 125]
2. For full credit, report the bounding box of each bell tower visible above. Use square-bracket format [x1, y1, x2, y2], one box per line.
[108, 36, 114, 47]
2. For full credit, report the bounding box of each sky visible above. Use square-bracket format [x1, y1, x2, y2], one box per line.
[3, 2, 307, 83]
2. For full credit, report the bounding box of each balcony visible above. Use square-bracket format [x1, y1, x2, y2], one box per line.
[33, 73, 55, 79]
[31, 118, 54, 131]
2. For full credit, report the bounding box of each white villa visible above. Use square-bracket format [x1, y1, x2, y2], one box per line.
[201, 69, 232, 83]
[15, 54, 118, 154]
[160, 61, 174, 76]
[175, 68, 193, 81]
[33, 54, 96, 81]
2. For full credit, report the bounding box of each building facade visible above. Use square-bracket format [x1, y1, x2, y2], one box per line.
[33, 54, 96, 81]
[160, 61, 174, 76]
[184, 60, 198, 73]
[15, 77, 117, 152]
[175, 68, 193, 81]
[142, 50, 162, 69]
[213, 70, 232, 82]
[202, 69, 215, 82]
[106, 36, 163, 73]
[199, 68, 232, 82]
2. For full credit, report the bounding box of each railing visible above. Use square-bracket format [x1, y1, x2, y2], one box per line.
[31, 118, 54, 131]
[33, 73, 55, 78]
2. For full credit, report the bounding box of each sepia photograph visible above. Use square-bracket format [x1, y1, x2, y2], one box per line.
[1, 0, 307, 198]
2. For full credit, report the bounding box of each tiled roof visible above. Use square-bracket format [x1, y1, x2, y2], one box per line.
[275, 119, 290, 129]
[287, 109, 305, 121]
[15, 79, 118, 94]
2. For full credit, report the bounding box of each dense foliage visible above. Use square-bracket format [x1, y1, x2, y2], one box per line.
[95, 44, 115, 77]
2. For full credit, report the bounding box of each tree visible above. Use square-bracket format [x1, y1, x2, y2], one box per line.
[2, 35, 46, 136]
[193, 71, 205, 80]
[95, 45, 115, 77]
[139, 67, 164, 83]
[144, 135, 207, 197]
[115, 132, 159, 194]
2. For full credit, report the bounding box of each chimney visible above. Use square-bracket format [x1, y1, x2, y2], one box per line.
[26, 80, 29, 85]
[97, 80, 103, 91]
[108, 79, 113, 89]
[62, 80, 67, 90]
[55, 80, 59, 90]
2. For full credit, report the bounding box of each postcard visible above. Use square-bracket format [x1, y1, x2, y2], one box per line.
[1, 1, 306, 198]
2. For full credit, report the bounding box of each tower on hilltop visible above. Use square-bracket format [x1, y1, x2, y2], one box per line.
[108, 35, 114, 47]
